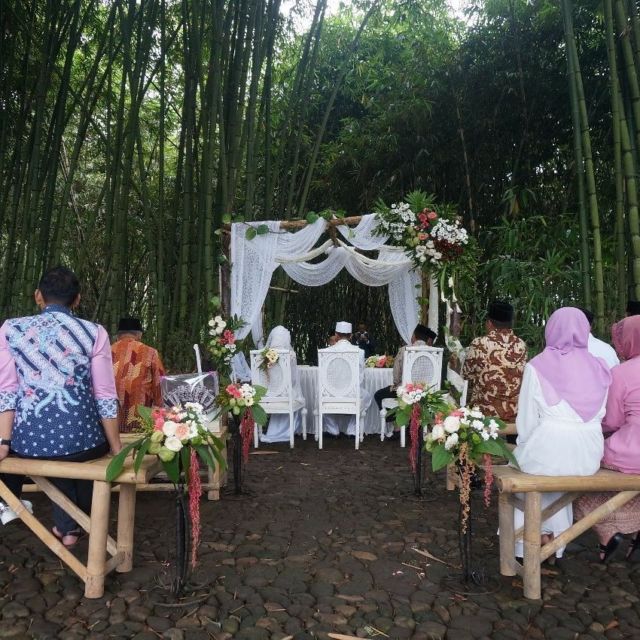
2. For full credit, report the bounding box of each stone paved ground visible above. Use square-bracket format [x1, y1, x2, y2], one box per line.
[1, 438, 640, 640]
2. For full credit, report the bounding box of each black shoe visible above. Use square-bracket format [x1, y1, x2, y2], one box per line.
[627, 532, 640, 561]
[600, 532, 624, 563]
[387, 431, 400, 441]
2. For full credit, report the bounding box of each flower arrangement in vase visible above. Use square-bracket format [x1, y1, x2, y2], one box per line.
[365, 354, 394, 368]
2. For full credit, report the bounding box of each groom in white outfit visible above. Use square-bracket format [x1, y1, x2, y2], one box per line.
[322, 321, 373, 437]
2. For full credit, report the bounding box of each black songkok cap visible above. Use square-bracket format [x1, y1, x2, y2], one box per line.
[488, 301, 514, 323]
[118, 317, 143, 332]
[627, 300, 640, 316]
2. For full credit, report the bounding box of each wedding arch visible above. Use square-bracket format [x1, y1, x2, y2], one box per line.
[223, 214, 441, 347]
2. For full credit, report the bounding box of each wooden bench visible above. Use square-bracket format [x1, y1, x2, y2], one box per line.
[0, 455, 160, 599]
[494, 465, 640, 600]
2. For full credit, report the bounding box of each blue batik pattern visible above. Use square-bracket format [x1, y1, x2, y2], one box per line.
[5, 306, 108, 456]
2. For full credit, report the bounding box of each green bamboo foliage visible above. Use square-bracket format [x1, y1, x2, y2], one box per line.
[561, 0, 605, 330]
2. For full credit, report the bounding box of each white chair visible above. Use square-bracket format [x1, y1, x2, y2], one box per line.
[380, 346, 444, 447]
[315, 348, 366, 450]
[250, 349, 307, 449]
[446, 366, 468, 407]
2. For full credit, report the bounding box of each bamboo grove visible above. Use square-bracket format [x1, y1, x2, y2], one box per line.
[2, 0, 640, 365]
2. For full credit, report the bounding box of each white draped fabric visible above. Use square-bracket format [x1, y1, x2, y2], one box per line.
[230, 216, 439, 346]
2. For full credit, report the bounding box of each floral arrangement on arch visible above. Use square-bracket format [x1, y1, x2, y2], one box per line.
[393, 382, 452, 473]
[365, 354, 394, 369]
[106, 403, 226, 567]
[207, 298, 246, 381]
[259, 347, 280, 374]
[425, 407, 516, 532]
[374, 191, 469, 273]
[216, 382, 268, 462]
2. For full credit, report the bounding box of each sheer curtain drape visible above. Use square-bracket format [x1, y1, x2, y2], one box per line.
[229, 217, 439, 347]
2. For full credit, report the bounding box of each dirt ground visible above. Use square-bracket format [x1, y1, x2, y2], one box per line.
[0, 437, 639, 640]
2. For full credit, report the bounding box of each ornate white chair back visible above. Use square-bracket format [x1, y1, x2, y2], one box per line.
[401, 346, 443, 390]
[250, 349, 293, 407]
[446, 366, 469, 407]
[317, 348, 361, 405]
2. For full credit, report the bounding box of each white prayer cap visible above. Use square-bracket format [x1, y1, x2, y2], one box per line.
[335, 321, 352, 333]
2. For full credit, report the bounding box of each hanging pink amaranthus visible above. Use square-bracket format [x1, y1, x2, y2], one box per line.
[241, 408, 254, 463]
[408, 403, 421, 473]
[483, 453, 494, 508]
[188, 449, 202, 568]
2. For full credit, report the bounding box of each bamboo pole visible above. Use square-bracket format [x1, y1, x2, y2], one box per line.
[523, 491, 542, 600]
[85, 480, 112, 598]
[498, 493, 517, 576]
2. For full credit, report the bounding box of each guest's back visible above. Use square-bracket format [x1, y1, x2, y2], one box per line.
[0, 307, 116, 456]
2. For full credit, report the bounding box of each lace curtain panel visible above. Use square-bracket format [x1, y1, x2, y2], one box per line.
[229, 217, 438, 347]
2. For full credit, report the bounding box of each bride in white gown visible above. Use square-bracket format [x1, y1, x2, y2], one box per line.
[260, 326, 305, 443]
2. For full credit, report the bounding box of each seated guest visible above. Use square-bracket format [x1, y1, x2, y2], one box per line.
[112, 317, 165, 432]
[506, 307, 611, 559]
[579, 308, 619, 368]
[374, 323, 436, 411]
[260, 326, 305, 443]
[0, 267, 121, 546]
[574, 315, 640, 561]
[322, 321, 372, 437]
[627, 300, 640, 317]
[462, 301, 527, 422]
[351, 321, 376, 359]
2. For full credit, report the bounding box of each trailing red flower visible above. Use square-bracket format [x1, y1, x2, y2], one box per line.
[241, 408, 254, 464]
[188, 449, 202, 568]
[409, 403, 421, 473]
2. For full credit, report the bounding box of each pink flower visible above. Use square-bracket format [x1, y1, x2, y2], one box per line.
[226, 384, 242, 398]
[418, 232, 427, 241]
[451, 409, 464, 417]
[221, 329, 236, 345]
[427, 211, 437, 220]
[153, 419, 164, 432]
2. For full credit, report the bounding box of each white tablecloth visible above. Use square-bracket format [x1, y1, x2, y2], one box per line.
[298, 365, 393, 435]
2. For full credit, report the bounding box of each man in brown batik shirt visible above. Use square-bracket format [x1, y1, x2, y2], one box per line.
[462, 301, 527, 421]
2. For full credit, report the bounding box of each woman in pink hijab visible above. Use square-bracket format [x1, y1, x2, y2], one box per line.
[575, 315, 640, 561]
[507, 307, 612, 560]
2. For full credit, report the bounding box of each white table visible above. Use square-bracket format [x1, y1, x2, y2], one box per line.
[298, 365, 393, 435]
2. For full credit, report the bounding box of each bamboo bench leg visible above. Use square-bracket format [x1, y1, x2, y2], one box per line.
[116, 484, 136, 572]
[85, 480, 111, 598]
[499, 492, 517, 576]
[523, 491, 542, 600]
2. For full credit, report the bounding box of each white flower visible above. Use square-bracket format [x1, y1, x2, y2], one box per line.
[431, 424, 445, 441]
[481, 431, 490, 441]
[471, 419, 485, 431]
[245, 397, 254, 407]
[164, 436, 183, 452]
[162, 420, 178, 437]
[444, 433, 459, 450]
[443, 416, 460, 433]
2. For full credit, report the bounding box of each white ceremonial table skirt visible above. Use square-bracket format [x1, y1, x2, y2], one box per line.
[298, 365, 393, 435]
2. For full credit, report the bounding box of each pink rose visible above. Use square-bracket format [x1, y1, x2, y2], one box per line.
[175, 423, 190, 440]
[221, 329, 236, 345]
[427, 211, 437, 220]
[418, 232, 427, 241]
[226, 384, 242, 399]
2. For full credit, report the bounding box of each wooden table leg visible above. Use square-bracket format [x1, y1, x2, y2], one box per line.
[85, 480, 111, 598]
[523, 491, 542, 600]
[116, 484, 136, 572]
[499, 492, 516, 576]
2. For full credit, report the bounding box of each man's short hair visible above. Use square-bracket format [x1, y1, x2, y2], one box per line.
[578, 307, 595, 326]
[38, 266, 80, 306]
[118, 317, 143, 333]
[488, 300, 514, 328]
[628, 300, 640, 316]
[414, 324, 437, 343]
[336, 332, 351, 340]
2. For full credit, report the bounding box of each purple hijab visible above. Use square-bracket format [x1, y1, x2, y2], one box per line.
[529, 307, 611, 421]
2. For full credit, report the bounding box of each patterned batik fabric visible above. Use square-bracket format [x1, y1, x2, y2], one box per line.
[0, 307, 119, 457]
[111, 337, 165, 432]
[462, 329, 527, 421]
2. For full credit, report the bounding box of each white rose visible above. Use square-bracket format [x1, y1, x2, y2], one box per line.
[162, 420, 178, 437]
[443, 416, 460, 434]
[444, 432, 459, 451]
[164, 436, 183, 452]
[431, 424, 445, 441]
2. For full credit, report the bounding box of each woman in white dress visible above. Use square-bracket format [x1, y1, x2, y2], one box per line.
[510, 307, 612, 558]
[260, 326, 305, 443]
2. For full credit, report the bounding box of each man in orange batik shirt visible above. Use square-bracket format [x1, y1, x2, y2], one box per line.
[112, 317, 165, 432]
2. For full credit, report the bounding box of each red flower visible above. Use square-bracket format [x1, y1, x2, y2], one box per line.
[221, 329, 236, 345]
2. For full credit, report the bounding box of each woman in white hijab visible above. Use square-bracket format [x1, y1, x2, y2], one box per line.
[260, 326, 305, 443]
